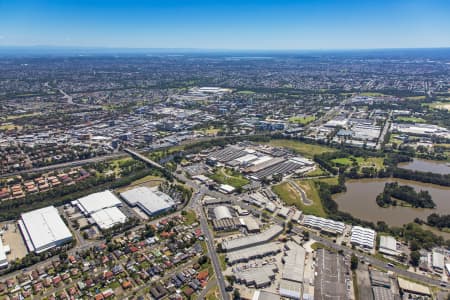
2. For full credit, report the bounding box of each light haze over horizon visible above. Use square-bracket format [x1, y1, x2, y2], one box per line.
[1, 0, 450, 50]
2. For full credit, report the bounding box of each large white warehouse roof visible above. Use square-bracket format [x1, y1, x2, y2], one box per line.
[120, 186, 175, 216]
[90, 207, 127, 230]
[19, 206, 72, 253]
[76, 190, 122, 214]
[214, 206, 232, 220]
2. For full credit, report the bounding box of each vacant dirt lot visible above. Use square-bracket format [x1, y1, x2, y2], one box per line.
[1, 222, 28, 261]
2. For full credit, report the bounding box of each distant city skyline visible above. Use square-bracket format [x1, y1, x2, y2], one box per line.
[1, 0, 450, 50]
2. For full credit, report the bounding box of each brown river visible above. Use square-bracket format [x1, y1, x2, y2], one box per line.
[333, 178, 450, 227]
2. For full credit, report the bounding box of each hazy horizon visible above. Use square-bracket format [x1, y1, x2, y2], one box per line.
[1, 0, 450, 50]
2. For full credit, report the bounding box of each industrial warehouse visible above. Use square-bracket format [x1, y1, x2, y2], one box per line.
[226, 242, 282, 265]
[18, 206, 73, 254]
[205, 144, 315, 181]
[120, 186, 175, 217]
[221, 224, 283, 252]
[302, 215, 345, 235]
[72, 190, 127, 230]
[350, 226, 376, 250]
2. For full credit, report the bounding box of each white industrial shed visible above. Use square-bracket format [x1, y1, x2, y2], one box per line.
[90, 207, 127, 230]
[379, 235, 399, 256]
[0, 239, 8, 268]
[350, 226, 376, 249]
[18, 206, 72, 254]
[120, 186, 175, 217]
[214, 206, 232, 220]
[75, 190, 122, 214]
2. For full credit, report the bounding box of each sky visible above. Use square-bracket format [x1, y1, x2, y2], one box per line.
[0, 0, 449, 50]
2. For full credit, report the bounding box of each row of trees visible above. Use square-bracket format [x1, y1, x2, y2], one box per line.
[392, 167, 450, 187]
[427, 213, 450, 229]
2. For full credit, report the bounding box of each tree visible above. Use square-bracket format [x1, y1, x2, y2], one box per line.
[303, 231, 310, 241]
[410, 240, 420, 252]
[198, 255, 209, 265]
[287, 221, 293, 233]
[410, 250, 421, 267]
[233, 289, 241, 300]
[350, 254, 358, 270]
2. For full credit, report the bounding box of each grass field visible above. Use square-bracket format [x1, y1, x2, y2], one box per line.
[209, 167, 249, 189]
[427, 101, 450, 111]
[0, 123, 20, 130]
[360, 92, 386, 97]
[265, 139, 335, 158]
[272, 181, 326, 217]
[115, 174, 165, 193]
[331, 156, 384, 170]
[396, 116, 426, 123]
[288, 115, 316, 125]
[236, 90, 255, 95]
[331, 157, 355, 166]
[405, 96, 426, 101]
[205, 285, 220, 300]
[183, 210, 198, 225]
[305, 166, 329, 177]
[313, 176, 339, 186]
[195, 126, 221, 136]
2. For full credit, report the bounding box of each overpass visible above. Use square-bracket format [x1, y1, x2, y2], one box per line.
[124, 148, 165, 170]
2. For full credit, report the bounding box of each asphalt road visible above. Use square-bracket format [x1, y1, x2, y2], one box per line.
[198, 202, 229, 300]
[288, 179, 312, 205]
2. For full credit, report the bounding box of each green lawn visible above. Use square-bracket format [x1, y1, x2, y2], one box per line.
[209, 167, 249, 189]
[219, 254, 227, 270]
[331, 156, 384, 170]
[396, 116, 426, 123]
[313, 177, 339, 186]
[360, 92, 386, 97]
[183, 210, 198, 225]
[288, 115, 316, 125]
[405, 96, 426, 101]
[305, 166, 329, 177]
[272, 181, 326, 217]
[426, 101, 450, 111]
[331, 157, 355, 166]
[265, 139, 335, 158]
[236, 90, 255, 95]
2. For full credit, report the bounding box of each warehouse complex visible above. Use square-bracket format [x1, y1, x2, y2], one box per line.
[279, 241, 307, 299]
[18, 206, 72, 254]
[222, 224, 283, 252]
[120, 186, 175, 217]
[73, 190, 127, 230]
[75, 190, 122, 214]
[206, 144, 315, 182]
[226, 242, 282, 265]
[302, 215, 345, 235]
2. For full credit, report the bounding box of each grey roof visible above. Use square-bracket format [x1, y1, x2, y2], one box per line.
[222, 224, 283, 251]
[120, 186, 175, 215]
[213, 206, 232, 220]
[282, 242, 306, 283]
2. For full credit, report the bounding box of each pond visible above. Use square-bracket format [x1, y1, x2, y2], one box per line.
[333, 178, 450, 226]
[398, 158, 450, 175]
